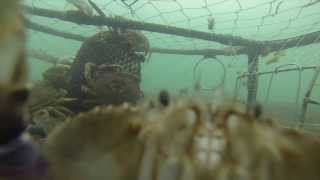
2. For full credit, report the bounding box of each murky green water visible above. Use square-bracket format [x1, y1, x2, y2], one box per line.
[24, 0, 320, 127]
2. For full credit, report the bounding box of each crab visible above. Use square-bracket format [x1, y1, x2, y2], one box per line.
[79, 62, 141, 109]
[43, 93, 320, 180]
[42, 63, 71, 90]
[28, 82, 75, 135]
[31, 105, 73, 135]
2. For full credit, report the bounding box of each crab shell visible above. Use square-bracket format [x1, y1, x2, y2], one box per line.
[42, 64, 71, 90]
[81, 64, 141, 109]
[43, 97, 320, 180]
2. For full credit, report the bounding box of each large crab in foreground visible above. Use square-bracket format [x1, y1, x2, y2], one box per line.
[43, 92, 320, 180]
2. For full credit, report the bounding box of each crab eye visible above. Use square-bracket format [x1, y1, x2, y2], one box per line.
[133, 51, 147, 62]
[134, 51, 146, 56]
[159, 90, 170, 107]
[251, 103, 263, 118]
[11, 88, 30, 103]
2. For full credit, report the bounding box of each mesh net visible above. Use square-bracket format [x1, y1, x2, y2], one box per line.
[25, 0, 320, 71]
[25, 1, 320, 42]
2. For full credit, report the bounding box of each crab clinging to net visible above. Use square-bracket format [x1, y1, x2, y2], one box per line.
[43, 93, 320, 180]
[69, 30, 150, 107]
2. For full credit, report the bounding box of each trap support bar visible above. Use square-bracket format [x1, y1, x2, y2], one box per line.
[235, 65, 317, 97]
[23, 5, 258, 48]
[28, 49, 72, 65]
[25, 19, 247, 57]
[246, 52, 259, 111]
[24, 6, 320, 53]
[25, 18, 87, 41]
[237, 65, 317, 79]
[235, 65, 318, 112]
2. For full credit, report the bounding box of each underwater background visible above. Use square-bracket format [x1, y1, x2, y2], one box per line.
[25, 0, 320, 129]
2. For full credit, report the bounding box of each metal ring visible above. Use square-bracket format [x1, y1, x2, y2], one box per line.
[193, 56, 226, 92]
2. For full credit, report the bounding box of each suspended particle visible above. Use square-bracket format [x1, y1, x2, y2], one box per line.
[208, 15, 215, 31]
[159, 90, 170, 107]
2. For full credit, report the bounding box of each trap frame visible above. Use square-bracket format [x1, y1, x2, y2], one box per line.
[235, 64, 320, 131]
[24, 0, 320, 129]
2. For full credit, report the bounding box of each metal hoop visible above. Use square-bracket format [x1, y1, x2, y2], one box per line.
[193, 56, 226, 92]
